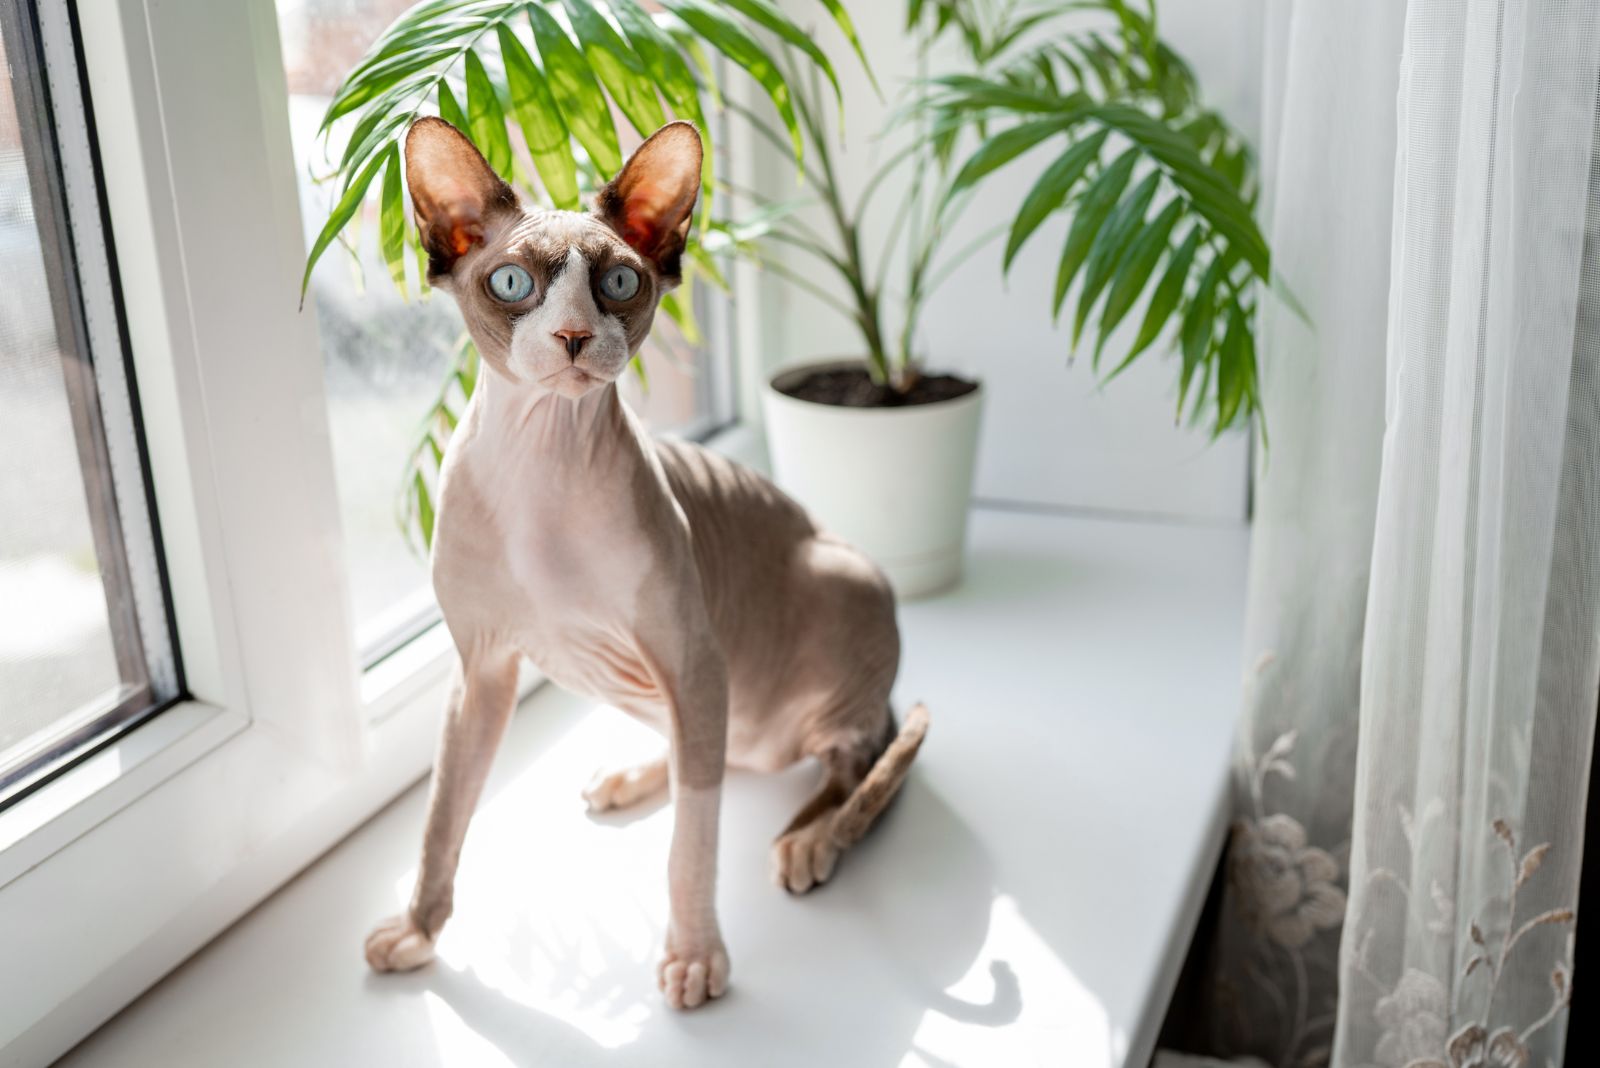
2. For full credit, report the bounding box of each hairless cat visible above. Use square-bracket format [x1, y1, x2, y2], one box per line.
[362, 117, 928, 1010]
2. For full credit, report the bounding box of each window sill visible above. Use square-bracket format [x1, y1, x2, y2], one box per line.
[53, 506, 1251, 1068]
[0, 701, 247, 888]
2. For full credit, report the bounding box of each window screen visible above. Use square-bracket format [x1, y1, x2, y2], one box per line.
[0, 0, 179, 801]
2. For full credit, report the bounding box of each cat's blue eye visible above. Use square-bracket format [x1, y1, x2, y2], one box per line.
[599, 264, 640, 301]
[488, 264, 534, 303]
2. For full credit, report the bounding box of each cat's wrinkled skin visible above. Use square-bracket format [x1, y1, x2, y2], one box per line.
[362, 118, 928, 1010]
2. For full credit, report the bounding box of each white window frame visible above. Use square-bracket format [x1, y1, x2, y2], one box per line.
[0, 2, 759, 1063]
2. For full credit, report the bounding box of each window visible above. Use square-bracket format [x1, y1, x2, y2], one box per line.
[275, 0, 735, 665]
[0, 0, 177, 801]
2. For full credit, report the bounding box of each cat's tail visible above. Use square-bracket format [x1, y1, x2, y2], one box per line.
[829, 703, 930, 849]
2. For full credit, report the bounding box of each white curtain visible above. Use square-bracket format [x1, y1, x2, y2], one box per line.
[1337, 0, 1600, 1063]
[1183, 2, 1600, 1066]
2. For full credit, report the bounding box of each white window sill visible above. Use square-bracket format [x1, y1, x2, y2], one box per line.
[52, 505, 1250, 1068]
[0, 702, 247, 887]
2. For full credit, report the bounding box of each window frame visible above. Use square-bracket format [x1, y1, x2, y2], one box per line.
[0, 1, 758, 1064]
[0, 0, 180, 800]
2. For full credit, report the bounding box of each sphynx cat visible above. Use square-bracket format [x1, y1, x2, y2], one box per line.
[362, 117, 928, 1010]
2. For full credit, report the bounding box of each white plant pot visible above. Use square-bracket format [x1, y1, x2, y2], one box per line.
[762, 360, 984, 599]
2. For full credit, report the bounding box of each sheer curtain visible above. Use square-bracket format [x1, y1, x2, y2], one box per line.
[1338, 0, 1600, 1062]
[1182, 2, 1600, 1066]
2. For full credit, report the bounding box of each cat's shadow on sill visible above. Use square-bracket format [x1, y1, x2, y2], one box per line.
[405, 775, 1016, 1066]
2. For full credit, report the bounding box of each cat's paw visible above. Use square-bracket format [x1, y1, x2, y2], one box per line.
[657, 935, 730, 1009]
[364, 914, 437, 973]
[582, 757, 668, 813]
[771, 818, 841, 894]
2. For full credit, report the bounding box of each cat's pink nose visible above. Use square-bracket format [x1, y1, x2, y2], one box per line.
[554, 327, 592, 359]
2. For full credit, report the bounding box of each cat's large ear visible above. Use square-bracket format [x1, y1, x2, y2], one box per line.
[596, 121, 702, 283]
[404, 117, 517, 279]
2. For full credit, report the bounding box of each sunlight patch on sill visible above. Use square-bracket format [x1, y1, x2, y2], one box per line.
[380, 704, 665, 1051]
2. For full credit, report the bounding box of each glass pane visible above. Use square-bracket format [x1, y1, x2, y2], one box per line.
[0, 13, 148, 780]
[276, 0, 725, 661]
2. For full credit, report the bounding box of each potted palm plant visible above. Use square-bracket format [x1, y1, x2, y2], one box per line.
[742, 0, 1270, 595]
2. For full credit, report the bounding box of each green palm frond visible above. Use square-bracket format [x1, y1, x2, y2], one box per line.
[397, 333, 478, 555]
[712, 0, 1275, 437]
[923, 0, 1272, 439]
[303, 0, 869, 303]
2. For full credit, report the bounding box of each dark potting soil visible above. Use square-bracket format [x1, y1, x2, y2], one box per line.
[776, 367, 980, 408]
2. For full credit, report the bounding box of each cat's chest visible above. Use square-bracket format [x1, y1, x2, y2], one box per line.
[437, 473, 639, 610]
[430, 429, 661, 641]
[431, 469, 668, 709]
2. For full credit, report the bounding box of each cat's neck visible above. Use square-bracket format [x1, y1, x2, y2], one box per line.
[473, 366, 630, 452]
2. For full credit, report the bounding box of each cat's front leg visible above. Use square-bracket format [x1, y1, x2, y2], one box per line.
[659, 775, 729, 1009]
[641, 600, 731, 1009]
[365, 645, 520, 972]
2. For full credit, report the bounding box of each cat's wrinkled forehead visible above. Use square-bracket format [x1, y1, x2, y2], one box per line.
[489, 208, 645, 271]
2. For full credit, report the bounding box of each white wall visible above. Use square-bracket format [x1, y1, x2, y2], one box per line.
[740, 0, 1263, 522]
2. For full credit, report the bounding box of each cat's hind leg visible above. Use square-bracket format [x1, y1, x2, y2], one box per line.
[771, 704, 929, 894]
[771, 758, 857, 894]
[583, 753, 669, 813]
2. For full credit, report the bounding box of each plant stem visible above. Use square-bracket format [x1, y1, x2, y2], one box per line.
[790, 59, 892, 385]
[755, 258, 859, 320]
